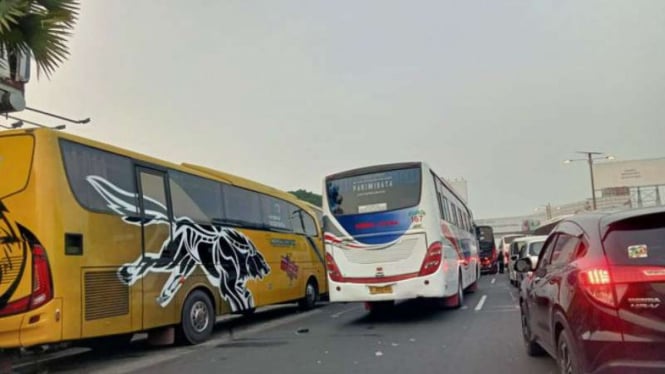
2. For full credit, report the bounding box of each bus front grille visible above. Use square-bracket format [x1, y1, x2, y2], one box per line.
[84, 270, 129, 321]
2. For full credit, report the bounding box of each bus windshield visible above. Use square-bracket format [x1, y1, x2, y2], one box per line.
[326, 167, 421, 216]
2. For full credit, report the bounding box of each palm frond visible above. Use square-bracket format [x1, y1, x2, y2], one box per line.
[0, 0, 27, 34]
[0, 0, 79, 78]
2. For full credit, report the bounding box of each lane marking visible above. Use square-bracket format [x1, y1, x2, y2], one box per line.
[474, 295, 487, 311]
[491, 278, 496, 284]
[331, 306, 361, 319]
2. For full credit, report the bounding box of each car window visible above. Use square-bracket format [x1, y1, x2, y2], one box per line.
[550, 233, 581, 266]
[528, 241, 545, 257]
[536, 235, 558, 269]
[603, 213, 665, 266]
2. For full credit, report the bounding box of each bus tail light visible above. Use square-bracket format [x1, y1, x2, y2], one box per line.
[0, 244, 53, 317]
[29, 244, 53, 309]
[325, 252, 343, 282]
[579, 268, 616, 308]
[419, 241, 442, 276]
[0, 296, 30, 317]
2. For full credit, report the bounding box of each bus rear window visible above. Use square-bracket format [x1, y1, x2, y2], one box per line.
[603, 213, 665, 266]
[326, 167, 421, 216]
[0, 134, 34, 199]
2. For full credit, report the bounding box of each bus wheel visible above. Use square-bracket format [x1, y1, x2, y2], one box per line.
[443, 273, 464, 309]
[465, 268, 479, 294]
[298, 278, 319, 311]
[176, 290, 214, 345]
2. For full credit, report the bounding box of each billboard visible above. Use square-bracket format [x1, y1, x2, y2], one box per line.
[594, 158, 665, 189]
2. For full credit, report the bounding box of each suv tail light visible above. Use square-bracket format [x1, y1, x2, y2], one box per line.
[580, 264, 665, 309]
[579, 268, 616, 307]
[325, 252, 343, 282]
[419, 241, 442, 276]
[0, 243, 53, 317]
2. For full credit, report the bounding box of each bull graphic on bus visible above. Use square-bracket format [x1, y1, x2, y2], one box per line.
[86, 176, 270, 312]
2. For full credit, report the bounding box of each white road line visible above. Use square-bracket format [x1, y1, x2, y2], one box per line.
[491, 278, 496, 284]
[474, 295, 487, 311]
[331, 306, 361, 319]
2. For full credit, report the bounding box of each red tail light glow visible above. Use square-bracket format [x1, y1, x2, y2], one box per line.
[30, 244, 53, 309]
[325, 252, 343, 282]
[0, 243, 53, 317]
[579, 268, 616, 307]
[419, 241, 442, 276]
[0, 296, 30, 317]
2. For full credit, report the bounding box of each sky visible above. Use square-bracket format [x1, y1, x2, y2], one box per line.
[16, 0, 665, 219]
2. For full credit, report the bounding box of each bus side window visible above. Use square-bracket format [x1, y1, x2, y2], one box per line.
[302, 213, 319, 238]
[436, 192, 445, 220]
[288, 205, 306, 235]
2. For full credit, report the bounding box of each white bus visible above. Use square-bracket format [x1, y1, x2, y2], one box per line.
[322, 162, 480, 311]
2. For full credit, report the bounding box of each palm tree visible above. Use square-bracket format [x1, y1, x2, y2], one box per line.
[0, 0, 80, 78]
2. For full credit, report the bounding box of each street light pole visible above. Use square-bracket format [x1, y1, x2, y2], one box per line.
[564, 151, 614, 211]
[586, 152, 598, 210]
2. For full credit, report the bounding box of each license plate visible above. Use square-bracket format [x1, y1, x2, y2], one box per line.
[369, 285, 393, 295]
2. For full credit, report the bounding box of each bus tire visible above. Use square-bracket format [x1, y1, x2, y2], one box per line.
[298, 278, 319, 311]
[444, 272, 464, 309]
[176, 290, 214, 345]
[466, 276, 479, 294]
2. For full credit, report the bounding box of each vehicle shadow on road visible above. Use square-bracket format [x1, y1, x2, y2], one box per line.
[11, 303, 324, 373]
[347, 299, 455, 326]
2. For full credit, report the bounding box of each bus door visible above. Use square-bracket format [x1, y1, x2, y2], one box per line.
[136, 167, 178, 329]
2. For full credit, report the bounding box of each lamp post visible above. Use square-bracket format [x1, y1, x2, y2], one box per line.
[564, 151, 615, 210]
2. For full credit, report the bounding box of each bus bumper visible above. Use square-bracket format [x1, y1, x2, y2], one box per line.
[0, 298, 62, 348]
[328, 273, 447, 302]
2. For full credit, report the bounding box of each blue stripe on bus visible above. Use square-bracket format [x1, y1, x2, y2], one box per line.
[334, 208, 412, 245]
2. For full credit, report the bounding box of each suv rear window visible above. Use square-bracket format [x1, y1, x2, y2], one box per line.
[603, 213, 665, 266]
[326, 167, 421, 216]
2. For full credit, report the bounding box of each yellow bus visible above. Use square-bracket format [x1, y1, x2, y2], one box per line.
[0, 128, 326, 349]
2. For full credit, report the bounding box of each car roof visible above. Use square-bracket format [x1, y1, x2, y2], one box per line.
[599, 205, 665, 228]
[558, 206, 665, 240]
[521, 235, 548, 243]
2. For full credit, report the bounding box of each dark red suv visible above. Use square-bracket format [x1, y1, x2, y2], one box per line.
[516, 207, 665, 374]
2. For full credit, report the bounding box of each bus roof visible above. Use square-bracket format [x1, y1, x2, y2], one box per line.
[326, 161, 422, 180]
[11, 128, 314, 214]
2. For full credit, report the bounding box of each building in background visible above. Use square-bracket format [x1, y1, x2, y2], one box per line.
[477, 157, 665, 238]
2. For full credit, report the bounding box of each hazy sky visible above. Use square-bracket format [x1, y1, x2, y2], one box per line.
[19, 1, 665, 218]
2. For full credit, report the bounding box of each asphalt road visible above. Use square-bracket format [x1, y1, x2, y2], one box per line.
[13, 273, 559, 374]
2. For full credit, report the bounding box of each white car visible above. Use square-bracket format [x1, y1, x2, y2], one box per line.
[497, 234, 522, 273]
[513, 235, 547, 286]
[508, 237, 531, 286]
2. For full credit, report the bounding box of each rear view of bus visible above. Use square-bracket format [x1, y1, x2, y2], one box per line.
[323, 162, 468, 307]
[0, 131, 58, 348]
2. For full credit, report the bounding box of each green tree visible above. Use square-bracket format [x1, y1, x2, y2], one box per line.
[0, 0, 80, 77]
[289, 189, 322, 207]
